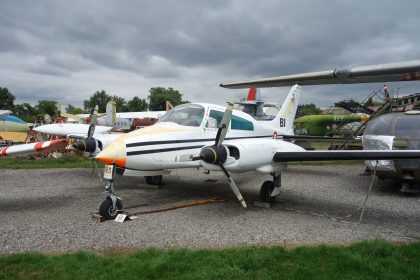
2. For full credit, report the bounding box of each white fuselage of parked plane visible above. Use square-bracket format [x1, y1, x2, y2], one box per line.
[97, 102, 304, 174]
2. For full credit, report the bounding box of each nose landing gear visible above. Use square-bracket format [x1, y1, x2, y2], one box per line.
[99, 165, 123, 220]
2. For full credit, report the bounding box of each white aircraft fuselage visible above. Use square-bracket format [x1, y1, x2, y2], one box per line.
[97, 100, 304, 174]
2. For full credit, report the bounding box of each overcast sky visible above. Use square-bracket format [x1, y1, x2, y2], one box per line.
[2, 0, 420, 110]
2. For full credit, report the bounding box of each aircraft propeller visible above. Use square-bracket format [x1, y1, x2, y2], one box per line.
[177, 100, 247, 208]
[73, 106, 99, 155]
[72, 106, 102, 178]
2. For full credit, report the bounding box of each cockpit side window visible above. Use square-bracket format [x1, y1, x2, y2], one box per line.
[206, 110, 224, 128]
[159, 104, 204, 127]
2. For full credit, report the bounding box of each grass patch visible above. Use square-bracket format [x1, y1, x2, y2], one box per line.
[0, 240, 419, 279]
[0, 153, 104, 169]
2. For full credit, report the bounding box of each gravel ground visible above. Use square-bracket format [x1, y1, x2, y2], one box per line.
[0, 165, 419, 253]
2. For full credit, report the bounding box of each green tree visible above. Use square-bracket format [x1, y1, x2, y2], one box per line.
[13, 103, 38, 122]
[148, 87, 187, 111]
[36, 100, 57, 117]
[65, 104, 85, 114]
[0, 87, 15, 110]
[112, 95, 128, 112]
[297, 103, 322, 117]
[334, 99, 360, 110]
[127, 97, 148, 112]
[83, 90, 111, 112]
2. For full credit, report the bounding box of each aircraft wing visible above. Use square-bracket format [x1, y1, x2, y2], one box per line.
[220, 60, 420, 89]
[0, 110, 12, 117]
[0, 139, 69, 157]
[273, 150, 420, 162]
[33, 123, 113, 137]
[281, 135, 357, 141]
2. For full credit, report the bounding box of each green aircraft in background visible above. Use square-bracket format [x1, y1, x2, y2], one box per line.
[294, 114, 369, 136]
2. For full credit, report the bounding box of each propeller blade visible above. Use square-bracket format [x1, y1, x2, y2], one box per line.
[90, 105, 98, 125]
[87, 123, 95, 139]
[215, 100, 234, 147]
[219, 164, 247, 208]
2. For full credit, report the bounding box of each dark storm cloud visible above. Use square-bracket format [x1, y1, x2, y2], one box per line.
[1, 0, 420, 107]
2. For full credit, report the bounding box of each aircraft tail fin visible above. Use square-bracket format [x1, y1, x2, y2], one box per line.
[56, 102, 62, 117]
[246, 88, 261, 101]
[267, 84, 301, 135]
[106, 101, 116, 126]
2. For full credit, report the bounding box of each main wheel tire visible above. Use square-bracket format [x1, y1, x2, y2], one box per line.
[260, 181, 275, 203]
[145, 175, 163, 185]
[99, 198, 123, 220]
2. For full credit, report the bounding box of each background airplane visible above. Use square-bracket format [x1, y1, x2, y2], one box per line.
[0, 114, 33, 132]
[221, 60, 420, 190]
[294, 114, 369, 136]
[0, 110, 33, 143]
[57, 101, 166, 131]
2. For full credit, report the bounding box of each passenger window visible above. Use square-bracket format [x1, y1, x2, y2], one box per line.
[231, 115, 254, 131]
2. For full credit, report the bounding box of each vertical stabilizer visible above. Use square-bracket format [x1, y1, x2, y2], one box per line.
[246, 88, 261, 101]
[106, 101, 116, 126]
[267, 84, 301, 135]
[56, 102, 62, 117]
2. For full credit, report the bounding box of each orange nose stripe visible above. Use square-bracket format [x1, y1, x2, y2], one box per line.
[97, 157, 114, 165]
[96, 156, 126, 168]
[115, 157, 126, 168]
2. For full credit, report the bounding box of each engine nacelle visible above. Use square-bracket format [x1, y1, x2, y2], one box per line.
[224, 138, 305, 173]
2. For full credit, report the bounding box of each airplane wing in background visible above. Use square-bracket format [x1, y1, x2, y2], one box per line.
[33, 123, 113, 137]
[220, 60, 420, 89]
[0, 139, 69, 157]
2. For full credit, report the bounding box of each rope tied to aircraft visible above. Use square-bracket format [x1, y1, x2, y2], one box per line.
[126, 197, 226, 217]
[91, 197, 226, 222]
[280, 161, 378, 224]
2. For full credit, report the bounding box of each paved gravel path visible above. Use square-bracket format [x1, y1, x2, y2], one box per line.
[0, 166, 419, 253]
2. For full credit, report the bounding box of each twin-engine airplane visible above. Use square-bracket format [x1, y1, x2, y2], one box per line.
[94, 60, 420, 220]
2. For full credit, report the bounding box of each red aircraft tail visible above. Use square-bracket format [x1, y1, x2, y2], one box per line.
[246, 88, 257, 101]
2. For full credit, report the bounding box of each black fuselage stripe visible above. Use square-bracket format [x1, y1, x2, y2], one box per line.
[126, 135, 272, 148]
[127, 145, 205, 156]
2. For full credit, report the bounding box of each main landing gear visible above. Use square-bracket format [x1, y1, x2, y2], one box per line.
[259, 173, 281, 204]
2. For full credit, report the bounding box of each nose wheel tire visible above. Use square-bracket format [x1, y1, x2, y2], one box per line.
[145, 175, 163, 185]
[99, 198, 123, 220]
[260, 181, 276, 203]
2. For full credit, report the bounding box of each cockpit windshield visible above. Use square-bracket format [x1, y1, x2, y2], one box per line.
[158, 104, 205, 127]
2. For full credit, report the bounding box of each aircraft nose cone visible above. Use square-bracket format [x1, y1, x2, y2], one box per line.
[96, 141, 126, 168]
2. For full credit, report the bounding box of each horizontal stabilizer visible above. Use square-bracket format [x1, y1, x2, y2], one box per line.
[273, 150, 420, 162]
[221, 60, 420, 89]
